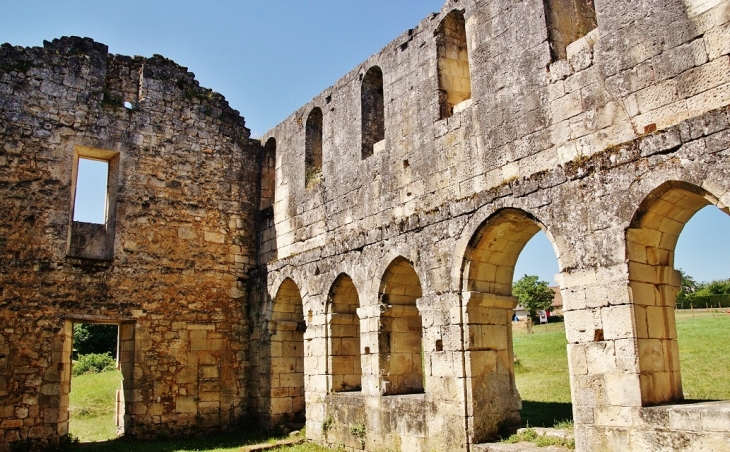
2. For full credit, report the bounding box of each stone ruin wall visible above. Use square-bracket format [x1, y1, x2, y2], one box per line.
[0, 37, 258, 449]
[1, 0, 730, 451]
[253, 0, 730, 450]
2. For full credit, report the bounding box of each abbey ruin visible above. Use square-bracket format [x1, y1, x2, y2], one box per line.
[2, 0, 730, 450]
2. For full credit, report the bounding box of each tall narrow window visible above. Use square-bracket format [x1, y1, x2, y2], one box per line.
[543, 0, 597, 61]
[436, 10, 472, 120]
[74, 158, 109, 224]
[68, 147, 119, 261]
[361, 66, 385, 159]
[261, 137, 276, 210]
[305, 107, 323, 188]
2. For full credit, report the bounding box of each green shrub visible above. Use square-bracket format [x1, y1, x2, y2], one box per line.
[72, 353, 116, 376]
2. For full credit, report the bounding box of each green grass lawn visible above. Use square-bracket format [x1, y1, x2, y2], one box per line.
[513, 323, 572, 428]
[675, 312, 730, 400]
[512, 313, 730, 428]
[69, 370, 123, 442]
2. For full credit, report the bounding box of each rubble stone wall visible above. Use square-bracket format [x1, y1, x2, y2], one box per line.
[0, 37, 258, 449]
[253, 0, 730, 450]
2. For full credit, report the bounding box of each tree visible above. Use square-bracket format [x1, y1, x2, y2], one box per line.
[512, 275, 555, 332]
[697, 278, 730, 296]
[73, 323, 118, 356]
[677, 268, 698, 297]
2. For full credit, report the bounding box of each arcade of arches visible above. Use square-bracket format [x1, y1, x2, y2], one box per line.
[255, 171, 730, 451]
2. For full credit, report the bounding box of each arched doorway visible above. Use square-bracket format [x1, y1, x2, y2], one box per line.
[461, 208, 563, 441]
[627, 181, 730, 405]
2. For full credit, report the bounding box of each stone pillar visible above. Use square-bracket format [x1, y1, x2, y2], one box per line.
[305, 311, 328, 438]
[357, 305, 385, 396]
[462, 291, 521, 442]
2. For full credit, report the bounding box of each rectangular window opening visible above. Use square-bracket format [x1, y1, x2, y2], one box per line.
[67, 147, 119, 261]
[73, 157, 109, 225]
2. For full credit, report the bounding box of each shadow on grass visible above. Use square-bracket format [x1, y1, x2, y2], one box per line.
[520, 401, 573, 428]
[75, 430, 282, 452]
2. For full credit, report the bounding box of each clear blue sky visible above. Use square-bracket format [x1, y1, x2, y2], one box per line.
[515, 207, 730, 285]
[1, 0, 444, 137]
[3, 1, 728, 283]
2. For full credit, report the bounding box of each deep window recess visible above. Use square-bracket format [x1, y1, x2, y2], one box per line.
[378, 256, 424, 395]
[305, 107, 323, 188]
[261, 137, 276, 210]
[543, 0, 597, 61]
[269, 278, 306, 423]
[436, 9, 472, 120]
[327, 274, 362, 392]
[361, 66, 385, 159]
[68, 147, 119, 261]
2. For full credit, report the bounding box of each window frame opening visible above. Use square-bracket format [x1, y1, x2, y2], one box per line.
[67, 146, 120, 261]
[436, 9, 472, 120]
[73, 157, 110, 225]
[542, 0, 598, 61]
[260, 137, 277, 211]
[304, 108, 323, 189]
[361, 66, 385, 160]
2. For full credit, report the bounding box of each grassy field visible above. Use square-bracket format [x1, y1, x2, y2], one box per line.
[513, 322, 572, 428]
[512, 312, 730, 427]
[674, 311, 730, 400]
[69, 312, 730, 449]
[69, 370, 123, 442]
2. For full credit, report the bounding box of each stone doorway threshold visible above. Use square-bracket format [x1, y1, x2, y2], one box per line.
[473, 427, 573, 452]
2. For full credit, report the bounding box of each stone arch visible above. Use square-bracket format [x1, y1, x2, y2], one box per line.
[268, 277, 305, 422]
[460, 208, 561, 441]
[361, 66, 385, 159]
[626, 180, 727, 405]
[305, 107, 323, 188]
[436, 9, 472, 119]
[378, 256, 424, 395]
[261, 137, 276, 210]
[326, 273, 362, 392]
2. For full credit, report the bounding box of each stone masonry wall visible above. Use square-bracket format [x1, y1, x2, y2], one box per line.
[0, 37, 258, 449]
[2, 0, 730, 451]
[253, 0, 730, 450]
